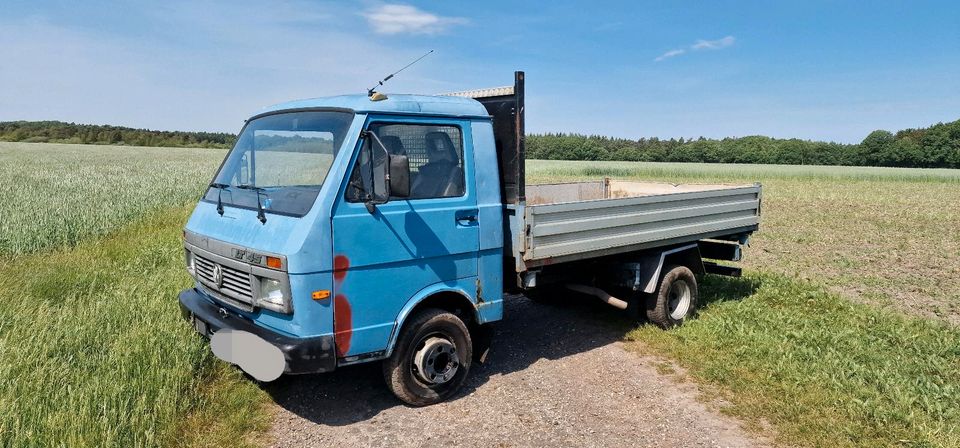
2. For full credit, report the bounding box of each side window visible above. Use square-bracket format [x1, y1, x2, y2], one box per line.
[346, 123, 464, 201]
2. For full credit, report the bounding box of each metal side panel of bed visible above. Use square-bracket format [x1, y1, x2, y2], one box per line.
[520, 183, 761, 266]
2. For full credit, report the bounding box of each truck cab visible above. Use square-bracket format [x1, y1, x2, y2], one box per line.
[179, 72, 760, 405]
[180, 82, 516, 403]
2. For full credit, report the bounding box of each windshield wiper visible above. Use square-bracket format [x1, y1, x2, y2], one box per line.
[235, 184, 268, 224]
[209, 182, 229, 216]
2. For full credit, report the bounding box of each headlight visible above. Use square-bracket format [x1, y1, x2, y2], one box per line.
[185, 250, 195, 275]
[258, 278, 288, 313]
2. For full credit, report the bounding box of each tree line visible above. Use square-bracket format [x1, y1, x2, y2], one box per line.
[527, 118, 960, 168]
[2, 118, 958, 168]
[0, 121, 236, 149]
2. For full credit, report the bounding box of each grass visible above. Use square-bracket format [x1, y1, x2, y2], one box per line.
[626, 274, 960, 447]
[0, 206, 269, 447]
[0, 142, 225, 255]
[3, 143, 960, 447]
[0, 142, 264, 447]
[528, 159, 960, 183]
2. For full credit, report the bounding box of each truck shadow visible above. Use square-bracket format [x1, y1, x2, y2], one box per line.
[261, 275, 760, 426]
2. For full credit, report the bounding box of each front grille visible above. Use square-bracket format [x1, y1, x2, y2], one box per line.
[194, 255, 255, 307]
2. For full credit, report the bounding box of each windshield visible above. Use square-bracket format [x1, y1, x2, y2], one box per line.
[205, 111, 354, 216]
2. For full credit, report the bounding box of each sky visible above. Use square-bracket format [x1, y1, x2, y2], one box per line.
[1, 1, 958, 143]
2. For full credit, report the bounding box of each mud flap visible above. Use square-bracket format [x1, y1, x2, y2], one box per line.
[472, 323, 494, 364]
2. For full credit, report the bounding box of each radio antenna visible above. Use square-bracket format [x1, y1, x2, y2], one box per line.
[367, 49, 434, 97]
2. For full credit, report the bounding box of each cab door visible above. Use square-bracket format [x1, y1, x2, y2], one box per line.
[330, 117, 479, 357]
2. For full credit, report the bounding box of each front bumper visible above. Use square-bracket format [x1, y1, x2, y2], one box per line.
[178, 288, 336, 375]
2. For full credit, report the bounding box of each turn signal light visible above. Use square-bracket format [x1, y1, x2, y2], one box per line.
[312, 290, 331, 301]
[266, 256, 282, 269]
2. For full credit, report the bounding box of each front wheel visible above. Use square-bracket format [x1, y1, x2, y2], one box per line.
[644, 265, 699, 329]
[382, 308, 473, 406]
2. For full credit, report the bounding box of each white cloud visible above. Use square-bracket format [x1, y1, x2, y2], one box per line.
[655, 35, 736, 62]
[362, 4, 467, 35]
[654, 49, 686, 62]
[691, 36, 736, 50]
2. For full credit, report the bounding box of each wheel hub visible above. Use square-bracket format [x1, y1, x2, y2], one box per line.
[668, 280, 692, 320]
[412, 336, 460, 384]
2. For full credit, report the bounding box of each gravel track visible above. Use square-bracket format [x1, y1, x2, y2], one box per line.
[265, 295, 766, 447]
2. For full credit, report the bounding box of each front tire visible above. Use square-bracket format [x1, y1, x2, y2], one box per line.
[382, 308, 472, 406]
[645, 265, 698, 329]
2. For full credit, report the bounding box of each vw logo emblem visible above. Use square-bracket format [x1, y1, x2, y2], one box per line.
[212, 264, 224, 288]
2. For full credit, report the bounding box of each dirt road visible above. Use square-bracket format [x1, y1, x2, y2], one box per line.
[265, 295, 766, 447]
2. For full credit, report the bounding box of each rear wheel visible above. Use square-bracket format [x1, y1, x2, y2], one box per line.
[645, 265, 698, 329]
[382, 308, 472, 406]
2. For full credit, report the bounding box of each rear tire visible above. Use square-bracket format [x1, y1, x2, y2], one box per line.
[645, 265, 698, 329]
[382, 308, 472, 406]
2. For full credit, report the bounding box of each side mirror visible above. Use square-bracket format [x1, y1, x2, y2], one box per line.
[389, 154, 410, 198]
[362, 131, 411, 212]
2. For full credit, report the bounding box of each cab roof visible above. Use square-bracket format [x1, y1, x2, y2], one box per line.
[255, 94, 490, 120]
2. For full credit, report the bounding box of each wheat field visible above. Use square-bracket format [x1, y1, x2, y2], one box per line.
[0, 142, 225, 255]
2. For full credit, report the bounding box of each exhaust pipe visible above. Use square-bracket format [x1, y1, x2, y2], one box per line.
[564, 284, 629, 310]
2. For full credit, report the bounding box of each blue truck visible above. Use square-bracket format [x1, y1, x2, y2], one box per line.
[179, 72, 761, 405]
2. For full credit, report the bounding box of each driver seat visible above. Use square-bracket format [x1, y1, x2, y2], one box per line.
[411, 132, 463, 198]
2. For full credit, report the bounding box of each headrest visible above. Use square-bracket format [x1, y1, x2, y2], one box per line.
[425, 131, 457, 162]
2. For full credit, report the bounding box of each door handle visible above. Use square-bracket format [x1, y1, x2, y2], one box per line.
[455, 209, 479, 226]
[457, 215, 478, 224]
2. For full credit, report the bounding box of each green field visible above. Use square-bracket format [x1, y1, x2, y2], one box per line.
[529, 159, 960, 182]
[0, 143, 265, 447]
[2, 142, 959, 447]
[0, 142, 225, 255]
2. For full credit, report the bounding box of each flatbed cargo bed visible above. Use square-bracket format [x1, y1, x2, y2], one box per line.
[509, 179, 761, 270]
[453, 72, 761, 276]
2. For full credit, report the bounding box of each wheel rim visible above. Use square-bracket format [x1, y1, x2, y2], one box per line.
[667, 280, 692, 320]
[412, 336, 460, 385]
